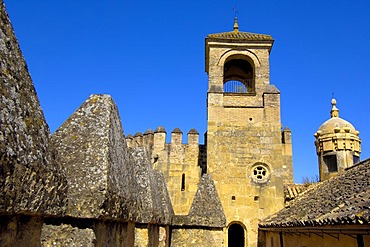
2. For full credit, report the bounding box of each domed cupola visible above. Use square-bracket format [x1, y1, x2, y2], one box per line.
[314, 99, 361, 181]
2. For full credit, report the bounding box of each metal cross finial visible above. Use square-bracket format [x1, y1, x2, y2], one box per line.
[233, 5, 239, 18]
[233, 5, 239, 32]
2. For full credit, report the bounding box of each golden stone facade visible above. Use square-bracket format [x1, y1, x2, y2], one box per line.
[205, 18, 293, 246]
[127, 18, 293, 246]
[3, 1, 368, 245]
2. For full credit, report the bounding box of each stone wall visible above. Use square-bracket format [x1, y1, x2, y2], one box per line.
[0, 0, 67, 217]
[171, 228, 225, 247]
[0, 1, 67, 245]
[41, 224, 96, 247]
[0, 1, 175, 245]
[126, 127, 205, 215]
[0, 1, 299, 246]
[205, 30, 293, 247]
[51, 94, 173, 223]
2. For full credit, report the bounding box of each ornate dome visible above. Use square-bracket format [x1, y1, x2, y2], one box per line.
[317, 117, 357, 136]
[314, 98, 361, 181]
[315, 99, 359, 137]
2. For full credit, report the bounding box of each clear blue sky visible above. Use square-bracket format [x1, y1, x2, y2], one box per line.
[5, 0, 370, 183]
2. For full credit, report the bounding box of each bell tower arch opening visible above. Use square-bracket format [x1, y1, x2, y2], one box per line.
[223, 56, 254, 93]
[228, 223, 245, 247]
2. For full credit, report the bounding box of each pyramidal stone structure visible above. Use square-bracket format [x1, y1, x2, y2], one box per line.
[0, 1, 226, 246]
[2, 0, 370, 246]
[52, 94, 173, 223]
[0, 1, 68, 245]
[0, 0, 67, 216]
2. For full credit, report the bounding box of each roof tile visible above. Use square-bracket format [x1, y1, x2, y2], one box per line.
[260, 158, 370, 227]
[207, 31, 273, 41]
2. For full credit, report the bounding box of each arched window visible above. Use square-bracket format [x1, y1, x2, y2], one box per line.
[228, 223, 245, 247]
[223, 58, 254, 93]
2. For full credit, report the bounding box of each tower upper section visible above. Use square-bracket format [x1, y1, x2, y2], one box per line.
[205, 18, 274, 95]
[314, 99, 361, 181]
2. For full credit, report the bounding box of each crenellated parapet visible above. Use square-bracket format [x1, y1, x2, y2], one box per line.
[125, 127, 204, 215]
[125, 127, 202, 157]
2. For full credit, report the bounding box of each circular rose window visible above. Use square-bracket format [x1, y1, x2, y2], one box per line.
[250, 163, 270, 183]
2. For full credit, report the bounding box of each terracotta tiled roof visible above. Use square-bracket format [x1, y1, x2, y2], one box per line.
[260, 158, 370, 227]
[207, 31, 273, 42]
[284, 184, 314, 204]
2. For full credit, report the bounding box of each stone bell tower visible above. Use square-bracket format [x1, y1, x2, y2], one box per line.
[205, 18, 293, 247]
[314, 99, 361, 181]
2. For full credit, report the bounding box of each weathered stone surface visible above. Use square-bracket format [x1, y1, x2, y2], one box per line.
[134, 227, 148, 247]
[0, 215, 43, 247]
[129, 147, 174, 223]
[173, 174, 226, 227]
[132, 127, 202, 216]
[94, 221, 135, 247]
[158, 226, 168, 247]
[171, 228, 224, 247]
[41, 224, 95, 247]
[205, 22, 292, 246]
[52, 94, 173, 224]
[52, 94, 133, 219]
[0, 0, 67, 215]
[153, 170, 174, 224]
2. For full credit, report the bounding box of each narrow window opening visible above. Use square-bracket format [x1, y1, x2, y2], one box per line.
[279, 232, 284, 247]
[232, 196, 236, 201]
[353, 155, 360, 164]
[181, 174, 185, 191]
[254, 196, 259, 201]
[357, 234, 364, 247]
[324, 155, 337, 172]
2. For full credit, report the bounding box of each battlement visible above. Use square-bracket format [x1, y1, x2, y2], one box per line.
[126, 127, 205, 215]
[126, 126, 201, 149]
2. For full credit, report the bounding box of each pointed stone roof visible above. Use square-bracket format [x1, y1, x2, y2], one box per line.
[129, 147, 174, 224]
[0, 0, 66, 215]
[52, 94, 173, 223]
[52, 94, 132, 219]
[173, 174, 226, 227]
